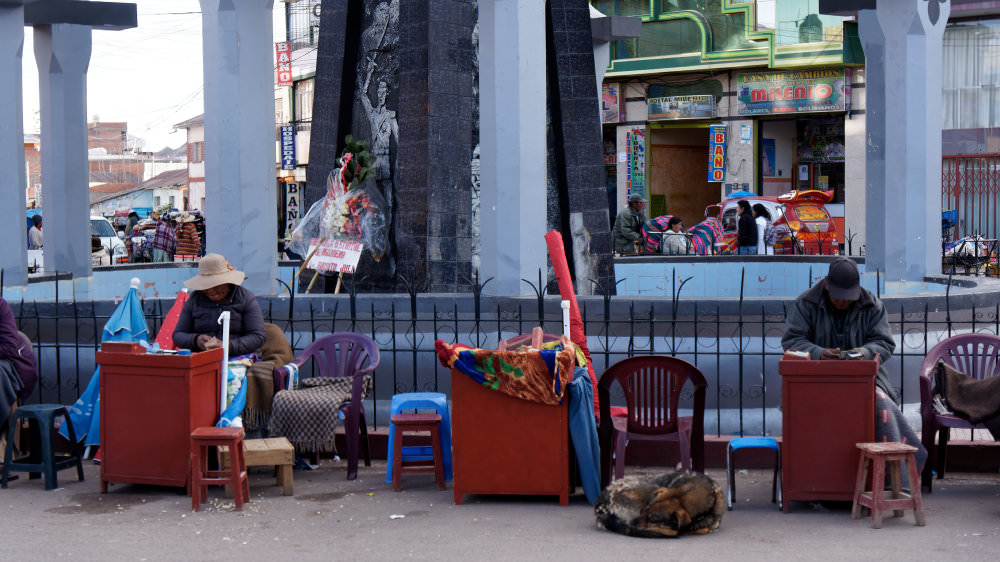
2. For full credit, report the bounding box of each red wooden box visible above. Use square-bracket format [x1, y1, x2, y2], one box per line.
[98, 347, 223, 492]
[450, 369, 569, 505]
[779, 358, 876, 511]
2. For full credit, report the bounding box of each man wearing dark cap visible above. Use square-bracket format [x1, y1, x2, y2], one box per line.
[612, 193, 647, 255]
[782, 257, 926, 471]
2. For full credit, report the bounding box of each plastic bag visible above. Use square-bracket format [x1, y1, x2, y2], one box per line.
[287, 172, 389, 262]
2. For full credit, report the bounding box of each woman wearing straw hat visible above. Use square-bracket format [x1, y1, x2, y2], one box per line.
[172, 254, 266, 355]
[174, 212, 201, 261]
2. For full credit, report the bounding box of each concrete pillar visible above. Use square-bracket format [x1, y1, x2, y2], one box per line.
[478, 0, 547, 296]
[200, 0, 277, 295]
[0, 5, 28, 287]
[34, 24, 92, 279]
[844, 68, 866, 255]
[859, 1, 948, 282]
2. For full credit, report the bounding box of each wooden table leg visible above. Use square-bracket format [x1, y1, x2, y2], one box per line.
[278, 464, 294, 496]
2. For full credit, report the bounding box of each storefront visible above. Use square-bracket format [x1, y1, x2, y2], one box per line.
[736, 68, 850, 234]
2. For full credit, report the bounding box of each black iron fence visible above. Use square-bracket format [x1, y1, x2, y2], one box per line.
[5, 269, 997, 439]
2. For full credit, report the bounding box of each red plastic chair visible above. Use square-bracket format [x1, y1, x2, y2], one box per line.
[285, 332, 380, 480]
[598, 355, 707, 487]
[919, 333, 1000, 492]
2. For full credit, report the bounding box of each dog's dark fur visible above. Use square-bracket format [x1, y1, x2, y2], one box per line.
[594, 471, 725, 538]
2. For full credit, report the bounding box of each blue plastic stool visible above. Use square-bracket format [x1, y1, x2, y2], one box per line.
[726, 436, 781, 511]
[2, 404, 85, 491]
[385, 393, 452, 483]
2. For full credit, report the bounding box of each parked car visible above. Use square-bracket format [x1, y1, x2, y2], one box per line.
[705, 190, 840, 255]
[91, 215, 129, 264]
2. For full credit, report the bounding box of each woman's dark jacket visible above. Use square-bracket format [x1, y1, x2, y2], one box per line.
[172, 285, 266, 356]
[737, 212, 758, 248]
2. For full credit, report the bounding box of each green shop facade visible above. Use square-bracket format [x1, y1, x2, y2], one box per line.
[594, 0, 865, 245]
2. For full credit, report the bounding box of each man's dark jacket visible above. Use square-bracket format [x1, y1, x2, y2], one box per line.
[612, 206, 646, 254]
[173, 285, 266, 356]
[782, 281, 900, 405]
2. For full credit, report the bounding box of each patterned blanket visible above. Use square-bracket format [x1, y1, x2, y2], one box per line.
[268, 376, 371, 454]
[435, 340, 576, 405]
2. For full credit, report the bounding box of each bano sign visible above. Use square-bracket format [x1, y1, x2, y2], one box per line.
[708, 125, 726, 182]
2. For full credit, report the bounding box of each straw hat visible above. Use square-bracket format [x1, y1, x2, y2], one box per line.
[184, 253, 245, 291]
[175, 211, 197, 223]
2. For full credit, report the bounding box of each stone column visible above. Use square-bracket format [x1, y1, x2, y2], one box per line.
[0, 5, 28, 286]
[200, 0, 277, 295]
[859, 1, 948, 282]
[34, 24, 92, 279]
[478, 0, 548, 296]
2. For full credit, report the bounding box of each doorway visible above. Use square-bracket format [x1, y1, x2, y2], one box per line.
[649, 127, 716, 227]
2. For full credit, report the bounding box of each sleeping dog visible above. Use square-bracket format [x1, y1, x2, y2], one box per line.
[594, 471, 725, 538]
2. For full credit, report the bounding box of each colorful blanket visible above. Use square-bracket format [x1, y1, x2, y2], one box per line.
[688, 217, 724, 255]
[435, 340, 575, 405]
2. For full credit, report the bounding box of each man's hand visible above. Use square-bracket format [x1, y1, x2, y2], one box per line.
[820, 348, 841, 360]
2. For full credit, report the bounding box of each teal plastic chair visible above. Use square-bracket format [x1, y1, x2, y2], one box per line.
[2, 404, 85, 491]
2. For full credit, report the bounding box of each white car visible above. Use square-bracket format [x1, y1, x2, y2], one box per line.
[91, 216, 129, 265]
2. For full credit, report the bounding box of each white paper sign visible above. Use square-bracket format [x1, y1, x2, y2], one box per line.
[306, 238, 363, 273]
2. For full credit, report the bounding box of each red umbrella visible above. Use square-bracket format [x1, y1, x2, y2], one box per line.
[155, 290, 189, 350]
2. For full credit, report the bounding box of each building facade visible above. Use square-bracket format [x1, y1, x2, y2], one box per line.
[173, 114, 206, 212]
[593, 0, 864, 248]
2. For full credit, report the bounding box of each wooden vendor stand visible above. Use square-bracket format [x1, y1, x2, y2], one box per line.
[98, 343, 223, 492]
[779, 356, 877, 511]
[450, 369, 570, 505]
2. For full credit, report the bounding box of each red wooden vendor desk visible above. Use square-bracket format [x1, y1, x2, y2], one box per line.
[450, 369, 570, 505]
[98, 344, 223, 492]
[779, 357, 876, 511]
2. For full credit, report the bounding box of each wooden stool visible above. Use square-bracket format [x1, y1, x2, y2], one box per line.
[190, 427, 249, 511]
[390, 414, 445, 492]
[220, 437, 295, 496]
[851, 442, 926, 528]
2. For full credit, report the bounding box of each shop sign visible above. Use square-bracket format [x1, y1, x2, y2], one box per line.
[602, 83, 621, 124]
[285, 181, 300, 233]
[708, 125, 726, 182]
[735, 69, 847, 115]
[647, 95, 716, 120]
[626, 128, 645, 198]
[307, 238, 363, 273]
[280, 125, 296, 170]
[275, 42, 292, 86]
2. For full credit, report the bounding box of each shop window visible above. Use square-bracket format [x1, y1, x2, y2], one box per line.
[190, 142, 203, 163]
[797, 117, 845, 203]
[942, 18, 1000, 155]
[722, 207, 738, 233]
[294, 78, 314, 124]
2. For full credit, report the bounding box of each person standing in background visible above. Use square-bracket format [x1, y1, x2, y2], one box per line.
[27, 215, 43, 249]
[149, 210, 176, 262]
[174, 212, 201, 261]
[612, 194, 647, 255]
[736, 200, 757, 255]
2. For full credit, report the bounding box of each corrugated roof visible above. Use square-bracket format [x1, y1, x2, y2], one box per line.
[89, 168, 188, 205]
[172, 113, 204, 130]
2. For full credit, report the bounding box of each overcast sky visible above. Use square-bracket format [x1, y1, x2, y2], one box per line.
[22, 0, 285, 152]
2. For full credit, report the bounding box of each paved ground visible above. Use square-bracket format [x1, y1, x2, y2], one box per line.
[2, 460, 998, 561]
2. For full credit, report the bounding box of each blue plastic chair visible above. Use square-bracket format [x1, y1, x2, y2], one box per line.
[385, 393, 452, 483]
[726, 436, 781, 511]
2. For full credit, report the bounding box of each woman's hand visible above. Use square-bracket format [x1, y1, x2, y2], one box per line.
[197, 334, 223, 351]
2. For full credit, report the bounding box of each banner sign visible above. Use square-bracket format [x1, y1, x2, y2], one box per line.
[275, 42, 292, 86]
[284, 181, 300, 233]
[708, 124, 726, 182]
[647, 95, 716, 120]
[735, 69, 847, 115]
[626, 128, 645, 199]
[306, 238, 363, 273]
[280, 125, 296, 170]
[601, 83, 621, 124]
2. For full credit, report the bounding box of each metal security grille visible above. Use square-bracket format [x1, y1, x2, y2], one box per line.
[942, 154, 1000, 241]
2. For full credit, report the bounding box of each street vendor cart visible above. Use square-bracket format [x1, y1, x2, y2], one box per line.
[98, 344, 223, 492]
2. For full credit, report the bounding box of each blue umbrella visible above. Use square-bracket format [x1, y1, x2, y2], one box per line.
[61, 287, 149, 445]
